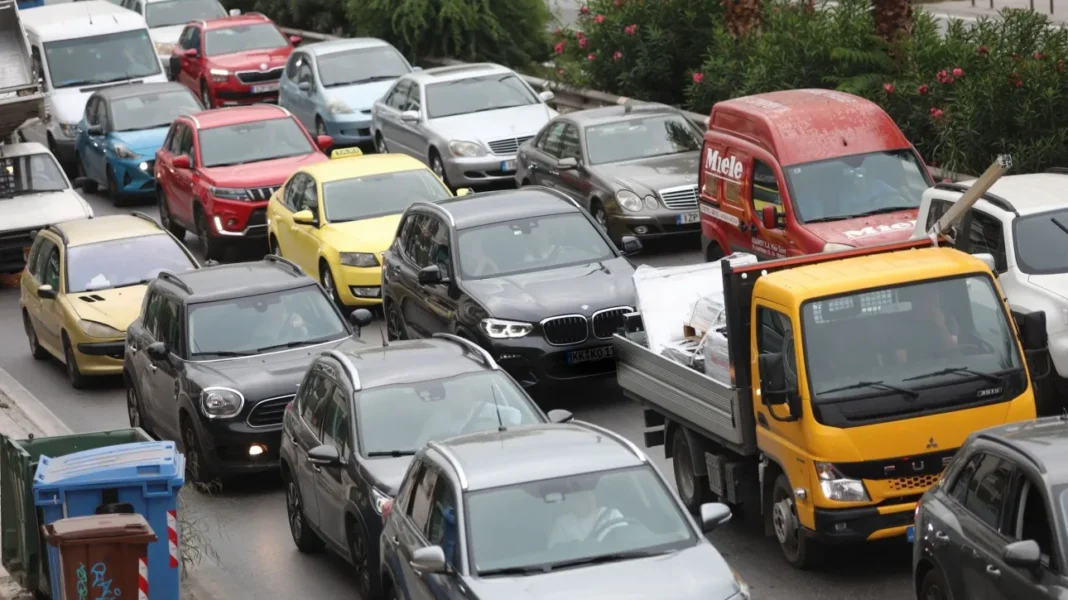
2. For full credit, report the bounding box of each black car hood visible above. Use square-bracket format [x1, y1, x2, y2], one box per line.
[462, 258, 636, 322]
[361, 455, 414, 496]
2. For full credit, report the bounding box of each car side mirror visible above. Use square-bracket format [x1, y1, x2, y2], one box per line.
[73, 177, 90, 189]
[36, 284, 56, 300]
[204, 259, 219, 267]
[316, 135, 334, 152]
[400, 110, 419, 123]
[348, 308, 373, 337]
[972, 252, 997, 273]
[307, 444, 342, 467]
[289, 35, 303, 46]
[1003, 539, 1041, 569]
[455, 188, 472, 196]
[228, 8, 241, 15]
[556, 156, 578, 170]
[412, 66, 423, 72]
[298, 81, 312, 92]
[183, 48, 198, 58]
[292, 209, 318, 227]
[418, 264, 443, 285]
[86, 124, 104, 137]
[539, 90, 555, 102]
[762, 205, 782, 230]
[146, 341, 168, 360]
[410, 546, 447, 574]
[547, 409, 573, 423]
[172, 155, 191, 169]
[620, 235, 642, 256]
[757, 352, 789, 406]
[1014, 310, 1048, 353]
[699, 502, 732, 533]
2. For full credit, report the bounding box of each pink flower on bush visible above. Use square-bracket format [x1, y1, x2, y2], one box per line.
[579, 37, 588, 48]
[580, 4, 589, 14]
[554, 41, 566, 54]
[1033, 51, 1046, 60]
[929, 107, 945, 120]
[952, 67, 964, 78]
[594, 14, 605, 24]
[613, 50, 623, 60]
[587, 53, 597, 61]
[692, 72, 705, 84]
[936, 69, 953, 84]
[917, 84, 929, 95]
[1015, 80, 1024, 87]
[1012, 53, 1022, 63]
[576, 30, 585, 39]
[883, 83, 895, 94]
[624, 24, 638, 35]
[553, 28, 562, 37]
[977, 45, 989, 56]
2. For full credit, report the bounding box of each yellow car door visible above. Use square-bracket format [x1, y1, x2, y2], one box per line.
[36, 239, 65, 352]
[289, 173, 324, 276]
[268, 177, 296, 257]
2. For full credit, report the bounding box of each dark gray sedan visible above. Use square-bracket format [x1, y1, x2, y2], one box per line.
[515, 104, 704, 245]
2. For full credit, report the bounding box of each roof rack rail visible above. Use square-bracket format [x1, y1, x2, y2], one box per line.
[426, 441, 469, 490]
[129, 211, 161, 228]
[432, 333, 498, 369]
[325, 349, 361, 391]
[263, 254, 304, 277]
[573, 420, 647, 462]
[45, 224, 68, 244]
[933, 182, 1018, 216]
[410, 201, 456, 226]
[1046, 167, 1068, 175]
[157, 271, 192, 294]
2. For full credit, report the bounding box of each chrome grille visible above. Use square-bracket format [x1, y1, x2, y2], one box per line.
[658, 184, 699, 211]
[0, 228, 35, 251]
[246, 394, 294, 427]
[541, 315, 589, 346]
[487, 135, 534, 156]
[246, 186, 279, 201]
[592, 306, 633, 339]
[236, 68, 284, 84]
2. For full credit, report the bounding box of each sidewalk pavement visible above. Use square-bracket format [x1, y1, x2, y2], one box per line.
[0, 368, 215, 600]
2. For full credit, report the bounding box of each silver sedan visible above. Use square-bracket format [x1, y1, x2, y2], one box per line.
[371, 63, 558, 188]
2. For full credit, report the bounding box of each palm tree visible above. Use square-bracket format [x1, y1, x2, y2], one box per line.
[722, 0, 762, 38]
[872, 0, 913, 43]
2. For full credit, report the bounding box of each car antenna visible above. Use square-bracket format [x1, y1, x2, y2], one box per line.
[378, 319, 388, 347]
[491, 385, 506, 432]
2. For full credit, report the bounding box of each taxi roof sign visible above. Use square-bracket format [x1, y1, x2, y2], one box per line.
[331, 147, 363, 159]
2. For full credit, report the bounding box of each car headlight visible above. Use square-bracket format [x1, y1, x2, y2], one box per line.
[339, 252, 378, 267]
[77, 320, 124, 339]
[480, 318, 533, 339]
[371, 487, 391, 514]
[448, 140, 487, 158]
[200, 387, 245, 419]
[643, 195, 659, 210]
[209, 68, 230, 83]
[59, 123, 78, 138]
[209, 186, 250, 201]
[616, 189, 643, 212]
[327, 97, 353, 115]
[815, 462, 870, 502]
[113, 144, 140, 160]
[822, 242, 855, 253]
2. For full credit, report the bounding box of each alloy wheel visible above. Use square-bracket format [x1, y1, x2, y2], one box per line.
[593, 206, 608, 230]
[431, 156, 445, 178]
[286, 481, 304, 542]
[385, 302, 404, 340]
[375, 136, 387, 154]
[772, 494, 799, 550]
[24, 314, 39, 355]
[159, 195, 171, 228]
[350, 529, 372, 599]
[127, 387, 142, 428]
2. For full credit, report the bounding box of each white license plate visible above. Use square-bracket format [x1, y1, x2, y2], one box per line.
[567, 346, 616, 364]
[501, 160, 517, 172]
[906, 525, 914, 543]
[252, 82, 279, 94]
[676, 211, 700, 224]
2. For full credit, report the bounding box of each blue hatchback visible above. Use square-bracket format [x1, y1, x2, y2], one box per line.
[75, 82, 202, 205]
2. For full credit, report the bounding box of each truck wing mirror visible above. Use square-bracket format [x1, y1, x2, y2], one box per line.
[1013, 310, 1049, 381]
[761, 205, 780, 230]
[757, 352, 788, 405]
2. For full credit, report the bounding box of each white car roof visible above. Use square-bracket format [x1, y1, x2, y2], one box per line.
[0, 142, 52, 159]
[932, 173, 1068, 217]
[22, 1, 150, 41]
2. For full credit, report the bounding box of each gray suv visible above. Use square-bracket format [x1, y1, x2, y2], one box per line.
[379, 422, 749, 600]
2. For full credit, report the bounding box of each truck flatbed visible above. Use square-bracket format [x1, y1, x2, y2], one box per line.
[0, 0, 46, 142]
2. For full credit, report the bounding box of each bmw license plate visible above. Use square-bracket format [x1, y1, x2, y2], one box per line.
[501, 160, 517, 173]
[567, 346, 615, 364]
[906, 526, 915, 543]
[252, 82, 279, 94]
[676, 211, 700, 224]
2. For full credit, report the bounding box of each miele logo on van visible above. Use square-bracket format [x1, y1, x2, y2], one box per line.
[704, 149, 745, 182]
[843, 220, 917, 239]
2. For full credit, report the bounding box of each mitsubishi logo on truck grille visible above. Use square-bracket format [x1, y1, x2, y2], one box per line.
[926, 437, 938, 449]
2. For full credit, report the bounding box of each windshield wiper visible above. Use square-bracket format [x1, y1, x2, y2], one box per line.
[365, 450, 417, 457]
[804, 215, 852, 223]
[1052, 217, 1068, 236]
[821, 380, 919, 399]
[196, 350, 255, 358]
[903, 366, 1005, 384]
[544, 549, 676, 572]
[851, 206, 916, 218]
[255, 337, 337, 353]
[479, 566, 547, 577]
[333, 75, 399, 86]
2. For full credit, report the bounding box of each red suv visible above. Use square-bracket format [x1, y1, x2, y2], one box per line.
[169, 13, 301, 108]
[154, 104, 331, 260]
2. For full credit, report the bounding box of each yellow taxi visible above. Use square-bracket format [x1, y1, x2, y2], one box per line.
[20, 214, 200, 388]
[266, 147, 469, 309]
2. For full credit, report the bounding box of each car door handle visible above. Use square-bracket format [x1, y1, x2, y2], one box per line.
[129, 343, 138, 353]
[311, 464, 322, 473]
[149, 363, 157, 372]
[986, 565, 1001, 578]
[390, 535, 399, 544]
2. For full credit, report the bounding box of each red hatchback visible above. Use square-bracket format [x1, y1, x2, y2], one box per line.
[169, 13, 301, 108]
[154, 105, 331, 260]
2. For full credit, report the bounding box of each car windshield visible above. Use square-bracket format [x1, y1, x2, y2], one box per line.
[1014, 209, 1068, 275]
[458, 213, 615, 280]
[0, 153, 68, 197]
[785, 149, 929, 224]
[111, 90, 202, 132]
[468, 465, 696, 575]
[66, 235, 195, 293]
[317, 46, 409, 88]
[585, 115, 702, 165]
[803, 275, 1023, 400]
[322, 170, 450, 222]
[44, 29, 162, 89]
[204, 23, 287, 57]
[426, 74, 538, 119]
[198, 118, 313, 167]
[187, 286, 346, 358]
[145, 0, 225, 28]
[355, 371, 543, 456]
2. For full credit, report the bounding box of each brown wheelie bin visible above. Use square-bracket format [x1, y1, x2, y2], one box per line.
[43, 513, 156, 600]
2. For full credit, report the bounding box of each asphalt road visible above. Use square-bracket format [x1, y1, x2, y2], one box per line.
[0, 189, 913, 599]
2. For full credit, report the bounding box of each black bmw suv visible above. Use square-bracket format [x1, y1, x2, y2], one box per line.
[123, 255, 372, 483]
[380, 187, 639, 390]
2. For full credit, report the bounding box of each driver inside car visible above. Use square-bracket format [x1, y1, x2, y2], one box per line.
[890, 285, 960, 365]
[836, 165, 900, 215]
[548, 488, 626, 548]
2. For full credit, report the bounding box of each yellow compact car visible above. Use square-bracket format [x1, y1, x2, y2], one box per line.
[20, 214, 200, 388]
[267, 147, 469, 309]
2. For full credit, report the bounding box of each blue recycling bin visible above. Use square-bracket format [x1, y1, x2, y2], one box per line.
[32, 441, 184, 600]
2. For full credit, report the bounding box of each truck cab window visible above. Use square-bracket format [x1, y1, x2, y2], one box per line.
[966, 211, 1007, 273]
[757, 307, 797, 377]
[924, 199, 957, 240]
[752, 160, 782, 210]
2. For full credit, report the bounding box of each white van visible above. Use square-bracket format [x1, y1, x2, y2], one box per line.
[17, 0, 167, 169]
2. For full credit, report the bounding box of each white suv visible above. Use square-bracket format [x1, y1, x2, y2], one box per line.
[910, 172, 1068, 413]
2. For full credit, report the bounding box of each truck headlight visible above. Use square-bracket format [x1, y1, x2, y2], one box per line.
[615, 189, 643, 212]
[78, 320, 124, 339]
[339, 252, 378, 267]
[448, 140, 486, 158]
[480, 318, 533, 339]
[821, 242, 855, 253]
[815, 462, 869, 502]
[200, 387, 244, 419]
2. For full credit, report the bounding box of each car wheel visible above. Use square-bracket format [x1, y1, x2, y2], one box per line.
[126, 383, 150, 434]
[269, 237, 281, 257]
[315, 117, 327, 137]
[23, 311, 48, 360]
[158, 189, 185, 239]
[319, 262, 346, 312]
[75, 156, 98, 194]
[384, 298, 405, 341]
[772, 472, 821, 569]
[285, 472, 324, 553]
[106, 167, 125, 207]
[375, 133, 388, 154]
[429, 150, 451, 189]
[672, 429, 711, 513]
[62, 334, 89, 390]
[919, 567, 950, 600]
[200, 81, 213, 109]
[590, 201, 618, 244]
[349, 521, 377, 599]
[196, 208, 224, 262]
[181, 418, 216, 486]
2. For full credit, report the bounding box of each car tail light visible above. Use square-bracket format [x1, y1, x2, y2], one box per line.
[381, 499, 393, 524]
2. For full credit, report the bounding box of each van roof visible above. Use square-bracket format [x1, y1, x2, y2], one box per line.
[21, 0, 149, 40]
[709, 89, 911, 167]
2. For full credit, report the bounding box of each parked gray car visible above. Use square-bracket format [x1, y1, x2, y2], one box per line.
[370, 63, 558, 189]
[379, 422, 749, 600]
[515, 104, 703, 245]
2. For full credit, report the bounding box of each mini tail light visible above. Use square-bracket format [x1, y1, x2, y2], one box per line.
[381, 499, 393, 524]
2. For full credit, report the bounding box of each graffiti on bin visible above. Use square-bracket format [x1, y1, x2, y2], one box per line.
[77, 563, 88, 600]
[73, 562, 122, 600]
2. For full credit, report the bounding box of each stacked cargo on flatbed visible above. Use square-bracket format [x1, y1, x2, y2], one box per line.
[0, 0, 45, 142]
